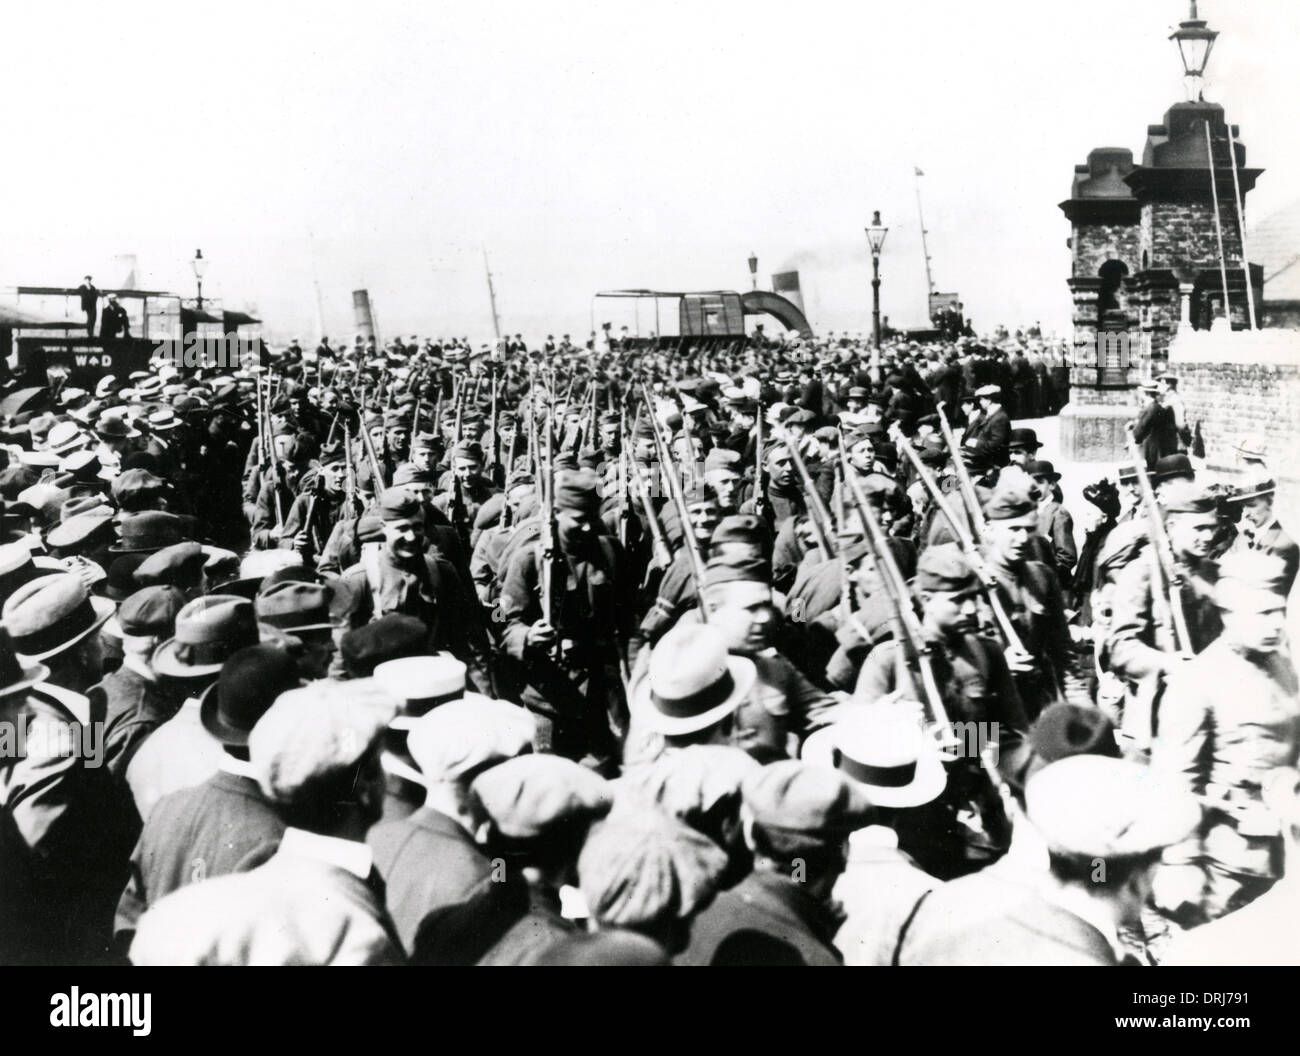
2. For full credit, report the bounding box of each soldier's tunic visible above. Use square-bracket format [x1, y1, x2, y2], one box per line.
[987, 554, 1074, 720]
[1154, 640, 1300, 922]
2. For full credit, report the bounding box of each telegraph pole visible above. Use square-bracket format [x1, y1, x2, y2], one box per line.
[484, 250, 502, 342]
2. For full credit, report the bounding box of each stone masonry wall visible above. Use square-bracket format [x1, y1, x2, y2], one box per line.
[1144, 200, 1244, 270]
[1073, 222, 1142, 277]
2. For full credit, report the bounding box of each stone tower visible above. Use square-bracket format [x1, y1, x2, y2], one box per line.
[1058, 2, 1265, 460]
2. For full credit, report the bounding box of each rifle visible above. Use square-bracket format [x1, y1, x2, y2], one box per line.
[451, 475, 472, 550]
[753, 405, 770, 523]
[639, 383, 708, 620]
[1125, 424, 1194, 658]
[935, 401, 987, 538]
[625, 406, 671, 568]
[774, 424, 836, 559]
[358, 414, 387, 494]
[892, 432, 1029, 654]
[537, 398, 561, 661]
[489, 366, 500, 483]
[839, 433, 951, 739]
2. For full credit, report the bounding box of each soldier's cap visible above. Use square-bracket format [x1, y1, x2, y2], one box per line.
[392, 464, 435, 487]
[1223, 478, 1276, 504]
[1025, 755, 1200, 860]
[496, 411, 519, 428]
[1152, 453, 1195, 482]
[742, 759, 874, 842]
[636, 623, 757, 736]
[1008, 428, 1041, 451]
[801, 705, 946, 809]
[703, 447, 742, 474]
[1215, 550, 1290, 611]
[451, 439, 484, 463]
[983, 481, 1038, 522]
[915, 542, 979, 594]
[702, 552, 769, 591]
[411, 432, 441, 451]
[554, 468, 601, 515]
[710, 514, 767, 552]
[632, 417, 656, 441]
[152, 595, 264, 679]
[2, 573, 114, 662]
[785, 408, 816, 427]
[382, 410, 410, 430]
[133, 541, 207, 587]
[619, 745, 760, 828]
[251, 678, 398, 800]
[1159, 480, 1217, 516]
[999, 702, 1120, 794]
[471, 754, 614, 843]
[378, 488, 423, 522]
[255, 580, 335, 634]
[116, 585, 188, 639]
[406, 695, 535, 783]
[578, 805, 728, 930]
[339, 613, 428, 677]
[45, 506, 115, 552]
[373, 654, 469, 728]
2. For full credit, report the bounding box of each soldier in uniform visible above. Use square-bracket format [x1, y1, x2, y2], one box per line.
[336, 489, 494, 693]
[499, 469, 631, 764]
[1106, 481, 1223, 755]
[1151, 550, 1299, 929]
[981, 481, 1074, 720]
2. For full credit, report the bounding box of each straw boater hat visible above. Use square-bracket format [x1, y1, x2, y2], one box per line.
[634, 623, 756, 736]
[802, 705, 946, 809]
[372, 654, 494, 730]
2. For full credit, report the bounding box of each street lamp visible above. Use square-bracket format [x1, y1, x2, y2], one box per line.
[191, 248, 207, 310]
[748, 252, 758, 291]
[1170, 0, 1218, 101]
[865, 210, 888, 376]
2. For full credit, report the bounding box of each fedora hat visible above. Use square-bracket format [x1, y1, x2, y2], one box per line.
[45, 506, 116, 551]
[1225, 478, 1277, 504]
[109, 511, 190, 554]
[152, 595, 263, 679]
[198, 644, 301, 747]
[0, 625, 49, 697]
[95, 414, 141, 441]
[635, 624, 756, 736]
[802, 706, 946, 808]
[2, 572, 114, 662]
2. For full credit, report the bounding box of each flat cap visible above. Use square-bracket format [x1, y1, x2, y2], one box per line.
[1160, 480, 1217, 515]
[405, 696, 535, 782]
[255, 580, 335, 633]
[577, 806, 728, 930]
[117, 585, 188, 638]
[1025, 756, 1199, 859]
[251, 679, 399, 805]
[339, 613, 428, 677]
[742, 759, 873, 838]
[619, 745, 759, 828]
[133, 541, 207, 586]
[471, 754, 613, 841]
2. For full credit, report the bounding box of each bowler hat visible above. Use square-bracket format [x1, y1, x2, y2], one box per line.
[199, 644, 302, 747]
[1152, 454, 1194, 482]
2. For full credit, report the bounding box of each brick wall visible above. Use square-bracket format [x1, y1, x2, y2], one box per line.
[1073, 222, 1141, 277]
[1168, 329, 1300, 521]
[1144, 200, 1244, 270]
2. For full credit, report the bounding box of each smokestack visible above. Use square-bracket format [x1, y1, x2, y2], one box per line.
[352, 289, 376, 340]
[771, 270, 805, 314]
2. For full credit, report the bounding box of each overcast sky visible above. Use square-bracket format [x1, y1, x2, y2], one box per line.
[2, 0, 1296, 343]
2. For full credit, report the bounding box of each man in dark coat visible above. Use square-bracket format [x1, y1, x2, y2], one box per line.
[1132, 382, 1178, 470]
[960, 385, 1010, 471]
[677, 761, 872, 965]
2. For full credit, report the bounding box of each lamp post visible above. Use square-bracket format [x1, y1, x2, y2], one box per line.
[191, 248, 207, 311]
[1170, 0, 1218, 101]
[865, 211, 888, 377]
[748, 252, 758, 291]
